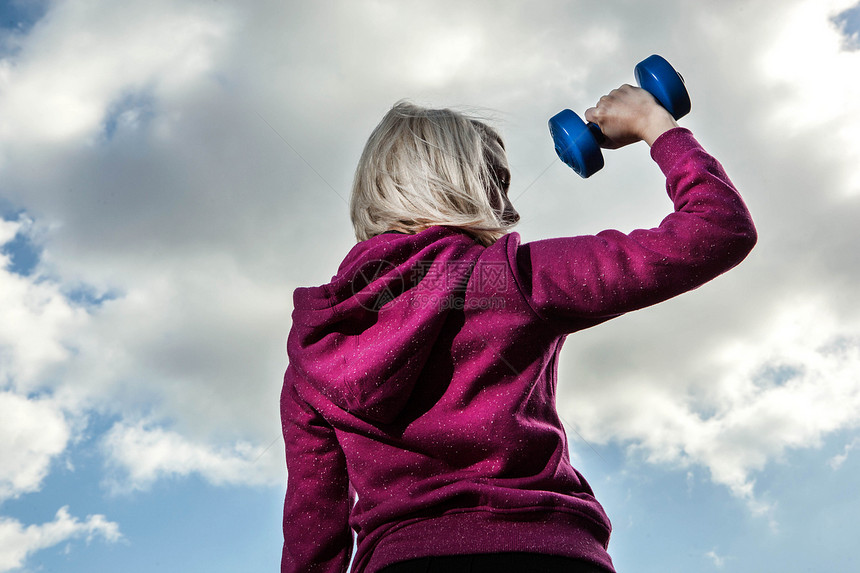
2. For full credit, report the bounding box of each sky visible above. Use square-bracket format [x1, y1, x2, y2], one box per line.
[1, 0, 860, 571]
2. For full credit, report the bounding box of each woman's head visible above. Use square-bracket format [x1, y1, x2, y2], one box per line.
[350, 101, 519, 246]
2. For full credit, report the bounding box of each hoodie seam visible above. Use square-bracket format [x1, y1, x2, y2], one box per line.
[501, 233, 555, 326]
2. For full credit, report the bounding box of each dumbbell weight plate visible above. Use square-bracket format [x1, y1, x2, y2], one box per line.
[548, 109, 605, 178]
[634, 54, 691, 120]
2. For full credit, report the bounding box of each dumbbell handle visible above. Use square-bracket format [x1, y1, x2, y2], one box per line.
[589, 55, 692, 133]
[586, 121, 606, 144]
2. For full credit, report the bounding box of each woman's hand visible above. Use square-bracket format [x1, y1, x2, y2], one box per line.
[584, 84, 679, 148]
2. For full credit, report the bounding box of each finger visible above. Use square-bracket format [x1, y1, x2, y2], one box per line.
[584, 106, 599, 123]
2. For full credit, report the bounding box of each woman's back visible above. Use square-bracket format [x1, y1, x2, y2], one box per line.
[285, 226, 612, 572]
[281, 103, 756, 573]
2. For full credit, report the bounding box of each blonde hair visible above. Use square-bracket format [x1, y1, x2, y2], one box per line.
[350, 101, 518, 246]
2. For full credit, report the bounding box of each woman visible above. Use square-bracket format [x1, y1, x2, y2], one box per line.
[281, 86, 757, 573]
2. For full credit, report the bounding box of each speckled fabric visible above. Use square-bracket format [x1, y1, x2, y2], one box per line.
[281, 128, 757, 573]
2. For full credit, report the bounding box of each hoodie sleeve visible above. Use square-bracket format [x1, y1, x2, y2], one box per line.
[511, 128, 757, 330]
[281, 366, 353, 573]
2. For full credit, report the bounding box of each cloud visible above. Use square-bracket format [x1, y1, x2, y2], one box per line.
[0, 0, 233, 145]
[538, 0, 860, 517]
[563, 299, 860, 513]
[0, 0, 859, 550]
[829, 436, 860, 470]
[0, 507, 121, 573]
[101, 420, 283, 493]
[0, 223, 87, 391]
[758, 0, 860, 196]
[3, 197, 287, 494]
[52, 255, 292, 439]
[0, 392, 69, 503]
[705, 549, 728, 569]
[0, 218, 18, 245]
[833, 2, 860, 50]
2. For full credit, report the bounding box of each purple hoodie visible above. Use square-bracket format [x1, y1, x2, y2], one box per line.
[281, 128, 757, 573]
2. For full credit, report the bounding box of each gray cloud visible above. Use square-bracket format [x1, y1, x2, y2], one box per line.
[1, 0, 859, 517]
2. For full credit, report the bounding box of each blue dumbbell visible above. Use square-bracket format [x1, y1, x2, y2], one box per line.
[549, 54, 691, 178]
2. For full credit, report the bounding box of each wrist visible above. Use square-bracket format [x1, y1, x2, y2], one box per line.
[641, 111, 679, 147]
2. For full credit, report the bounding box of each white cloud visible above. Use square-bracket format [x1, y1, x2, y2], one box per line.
[564, 299, 860, 512]
[0, 392, 70, 503]
[829, 437, 860, 470]
[758, 0, 860, 195]
[2, 212, 288, 462]
[0, 223, 87, 390]
[1, 0, 860, 538]
[537, 0, 860, 519]
[101, 420, 283, 493]
[0, 219, 19, 246]
[54, 256, 292, 438]
[705, 549, 727, 569]
[0, 0, 233, 144]
[0, 507, 121, 573]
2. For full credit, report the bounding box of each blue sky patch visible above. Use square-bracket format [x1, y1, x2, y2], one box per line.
[1, 228, 41, 275]
[833, 2, 860, 50]
[1, 210, 120, 307]
[64, 284, 121, 309]
[1, 212, 41, 276]
[756, 363, 803, 387]
[0, 0, 47, 29]
[102, 91, 156, 142]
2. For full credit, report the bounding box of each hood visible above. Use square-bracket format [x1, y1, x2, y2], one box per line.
[287, 226, 485, 424]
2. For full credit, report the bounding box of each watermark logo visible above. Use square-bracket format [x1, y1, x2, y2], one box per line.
[351, 259, 508, 312]
[350, 259, 405, 311]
